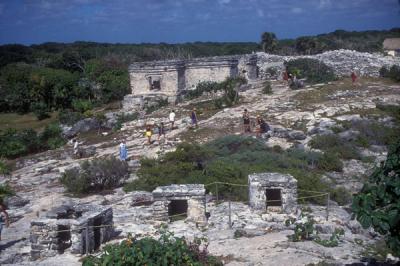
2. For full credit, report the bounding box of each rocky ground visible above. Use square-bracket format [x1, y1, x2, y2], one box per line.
[0, 77, 399, 265]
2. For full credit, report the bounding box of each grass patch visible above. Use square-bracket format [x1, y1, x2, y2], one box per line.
[309, 134, 361, 161]
[0, 112, 58, 131]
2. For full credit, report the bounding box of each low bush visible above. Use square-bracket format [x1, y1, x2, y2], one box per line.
[31, 102, 50, 120]
[309, 134, 361, 161]
[316, 151, 343, 172]
[0, 183, 14, 203]
[314, 228, 345, 247]
[61, 156, 129, 195]
[351, 120, 398, 147]
[285, 58, 336, 84]
[82, 229, 222, 266]
[40, 123, 66, 150]
[71, 99, 93, 113]
[379, 65, 400, 82]
[0, 128, 40, 158]
[285, 214, 315, 241]
[213, 77, 246, 109]
[330, 187, 352, 206]
[0, 159, 11, 176]
[262, 81, 272, 94]
[186, 81, 220, 99]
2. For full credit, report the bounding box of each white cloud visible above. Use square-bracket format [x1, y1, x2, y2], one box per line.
[318, 0, 332, 9]
[257, 9, 264, 17]
[290, 7, 303, 14]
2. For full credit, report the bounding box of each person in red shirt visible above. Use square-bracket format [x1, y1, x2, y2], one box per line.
[351, 71, 357, 85]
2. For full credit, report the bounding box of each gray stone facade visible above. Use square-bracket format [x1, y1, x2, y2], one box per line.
[249, 172, 297, 214]
[152, 184, 206, 225]
[123, 55, 258, 111]
[30, 204, 113, 260]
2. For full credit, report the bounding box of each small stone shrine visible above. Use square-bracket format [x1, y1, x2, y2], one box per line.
[30, 204, 113, 260]
[152, 184, 206, 224]
[248, 172, 297, 213]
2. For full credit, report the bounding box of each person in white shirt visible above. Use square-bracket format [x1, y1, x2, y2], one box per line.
[169, 110, 176, 130]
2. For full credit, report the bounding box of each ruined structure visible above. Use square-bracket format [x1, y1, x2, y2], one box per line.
[152, 184, 207, 224]
[248, 172, 297, 213]
[123, 55, 258, 111]
[30, 204, 113, 260]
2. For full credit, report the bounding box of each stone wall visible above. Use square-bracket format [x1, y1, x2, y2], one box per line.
[152, 184, 207, 224]
[249, 172, 297, 214]
[257, 49, 400, 79]
[30, 204, 113, 260]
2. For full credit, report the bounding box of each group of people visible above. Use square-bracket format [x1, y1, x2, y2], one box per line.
[242, 109, 270, 138]
[118, 108, 199, 160]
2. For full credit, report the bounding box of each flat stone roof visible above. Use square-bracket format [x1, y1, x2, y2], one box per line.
[152, 184, 205, 198]
[248, 172, 297, 185]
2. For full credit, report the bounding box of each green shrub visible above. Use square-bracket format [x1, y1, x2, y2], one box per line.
[285, 58, 336, 84]
[316, 151, 343, 172]
[126, 135, 329, 203]
[186, 81, 220, 99]
[380, 65, 400, 82]
[330, 187, 352, 206]
[71, 99, 93, 113]
[0, 159, 11, 175]
[351, 120, 398, 147]
[31, 102, 50, 120]
[0, 128, 40, 158]
[82, 229, 222, 266]
[262, 81, 272, 94]
[212, 77, 246, 109]
[314, 228, 345, 247]
[0, 183, 14, 203]
[61, 156, 129, 195]
[285, 214, 315, 241]
[309, 134, 361, 160]
[40, 123, 66, 149]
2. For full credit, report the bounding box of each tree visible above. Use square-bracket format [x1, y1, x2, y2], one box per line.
[352, 140, 400, 256]
[261, 32, 278, 53]
[295, 37, 318, 55]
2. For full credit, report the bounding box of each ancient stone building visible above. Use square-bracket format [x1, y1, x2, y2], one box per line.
[152, 184, 207, 224]
[248, 172, 297, 213]
[123, 55, 258, 111]
[30, 204, 113, 260]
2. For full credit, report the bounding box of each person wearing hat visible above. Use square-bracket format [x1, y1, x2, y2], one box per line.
[190, 108, 198, 128]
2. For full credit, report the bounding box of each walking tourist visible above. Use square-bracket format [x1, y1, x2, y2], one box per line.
[119, 140, 128, 161]
[0, 203, 10, 241]
[243, 109, 251, 133]
[169, 110, 176, 130]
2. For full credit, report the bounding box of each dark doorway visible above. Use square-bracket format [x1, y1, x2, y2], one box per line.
[168, 200, 188, 221]
[152, 80, 161, 90]
[266, 189, 282, 207]
[93, 217, 102, 251]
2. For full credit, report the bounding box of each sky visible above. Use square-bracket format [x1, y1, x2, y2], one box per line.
[0, 0, 399, 45]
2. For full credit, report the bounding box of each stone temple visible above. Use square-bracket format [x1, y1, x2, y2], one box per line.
[248, 172, 297, 213]
[122, 54, 258, 111]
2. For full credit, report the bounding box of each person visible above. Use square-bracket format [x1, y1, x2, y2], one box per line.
[0, 203, 10, 241]
[169, 110, 176, 130]
[157, 122, 166, 141]
[119, 140, 128, 161]
[243, 109, 251, 133]
[256, 115, 270, 138]
[351, 71, 357, 85]
[190, 108, 198, 128]
[73, 139, 80, 158]
[145, 125, 152, 144]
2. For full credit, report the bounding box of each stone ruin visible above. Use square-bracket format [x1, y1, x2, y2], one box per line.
[30, 204, 113, 260]
[123, 54, 258, 111]
[249, 172, 297, 213]
[152, 184, 207, 225]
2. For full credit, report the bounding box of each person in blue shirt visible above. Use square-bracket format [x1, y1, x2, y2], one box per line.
[119, 140, 128, 161]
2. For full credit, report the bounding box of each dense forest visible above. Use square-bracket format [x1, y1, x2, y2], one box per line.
[0, 28, 399, 117]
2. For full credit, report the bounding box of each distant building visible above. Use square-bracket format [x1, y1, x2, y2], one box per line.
[383, 38, 400, 57]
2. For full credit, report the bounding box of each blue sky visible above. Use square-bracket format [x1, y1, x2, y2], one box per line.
[0, 0, 399, 45]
